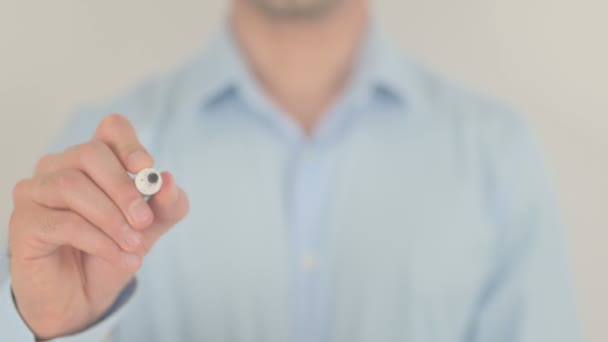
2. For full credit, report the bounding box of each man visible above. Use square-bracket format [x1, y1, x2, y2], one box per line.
[0, 0, 581, 341]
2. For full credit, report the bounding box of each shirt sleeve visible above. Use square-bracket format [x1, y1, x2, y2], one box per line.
[469, 112, 582, 341]
[0, 276, 137, 342]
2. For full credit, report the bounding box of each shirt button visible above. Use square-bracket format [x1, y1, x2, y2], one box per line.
[301, 253, 318, 272]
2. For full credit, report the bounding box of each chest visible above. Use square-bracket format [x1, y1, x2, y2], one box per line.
[130, 114, 496, 341]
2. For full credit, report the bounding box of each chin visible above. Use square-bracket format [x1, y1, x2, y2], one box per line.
[249, 0, 343, 19]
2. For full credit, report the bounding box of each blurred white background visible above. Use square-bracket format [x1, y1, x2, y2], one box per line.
[1, 1, 606, 340]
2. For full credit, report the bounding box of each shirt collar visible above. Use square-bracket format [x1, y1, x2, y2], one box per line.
[195, 25, 248, 108]
[345, 23, 407, 104]
[193, 21, 415, 112]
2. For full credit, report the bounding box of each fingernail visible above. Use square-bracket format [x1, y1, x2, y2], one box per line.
[123, 226, 142, 248]
[128, 150, 149, 168]
[121, 253, 141, 269]
[129, 198, 153, 226]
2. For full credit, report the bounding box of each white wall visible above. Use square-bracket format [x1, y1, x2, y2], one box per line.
[1, 1, 606, 340]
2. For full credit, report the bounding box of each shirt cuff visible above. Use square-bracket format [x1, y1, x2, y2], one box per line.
[0, 279, 137, 342]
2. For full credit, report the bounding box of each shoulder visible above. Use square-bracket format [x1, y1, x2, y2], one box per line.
[395, 56, 549, 196]
[402, 58, 533, 155]
[402, 60, 556, 213]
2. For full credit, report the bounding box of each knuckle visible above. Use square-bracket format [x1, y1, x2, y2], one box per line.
[76, 141, 107, 164]
[12, 179, 31, 202]
[53, 169, 84, 191]
[98, 113, 128, 136]
[39, 212, 61, 235]
[9, 210, 23, 235]
[34, 154, 56, 174]
[59, 213, 80, 233]
[37, 211, 76, 238]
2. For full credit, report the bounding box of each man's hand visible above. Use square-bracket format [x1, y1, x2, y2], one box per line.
[8, 114, 189, 339]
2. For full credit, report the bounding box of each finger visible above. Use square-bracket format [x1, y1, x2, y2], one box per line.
[142, 172, 189, 248]
[93, 114, 154, 173]
[12, 206, 141, 272]
[34, 152, 61, 176]
[25, 170, 144, 254]
[35, 141, 154, 230]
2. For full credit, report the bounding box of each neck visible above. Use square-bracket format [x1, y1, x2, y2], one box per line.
[231, 1, 369, 134]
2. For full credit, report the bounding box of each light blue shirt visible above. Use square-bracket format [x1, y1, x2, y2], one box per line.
[1, 24, 581, 342]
